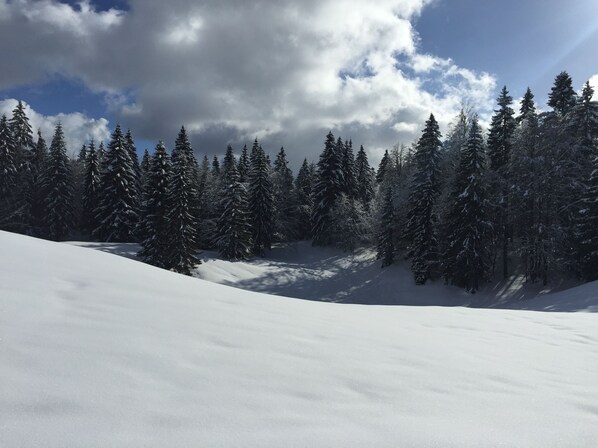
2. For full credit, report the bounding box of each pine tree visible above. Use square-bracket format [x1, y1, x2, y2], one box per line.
[44, 123, 73, 241]
[406, 113, 442, 284]
[0, 115, 18, 230]
[28, 130, 48, 236]
[517, 87, 535, 123]
[166, 128, 201, 274]
[355, 145, 375, 210]
[94, 124, 139, 242]
[10, 100, 34, 232]
[77, 144, 87, 163]
[216, 161, 252, 260]
[272, 146, 295, 241]
[312, 131, 343, 246]
[487, 86, 516, 279]
[198, 154, 218, 248]
[341, 139, 357, 197]
[81, 140, 101, 233]
[140, 148, 151, 176]
[248, 139, 274, 255]
[443, 118, 490, 292]
[376, 149, 390, 184]
[238, 144, 250, 183]
[548, 71, 577, 116]
[295, 158, 314, 240]
[578, 150, 598, 280]
[98, 141, 105, 160]
[377, 184, 395, 267]
[138, 141, 171, 268]
[222, 144, 237, 182]
[212, 155, 221, 176]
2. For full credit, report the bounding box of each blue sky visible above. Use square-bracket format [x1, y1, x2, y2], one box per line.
[0, 0, 596, 164]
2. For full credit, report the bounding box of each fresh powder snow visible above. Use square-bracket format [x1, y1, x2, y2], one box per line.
[2, 231, 598, 447]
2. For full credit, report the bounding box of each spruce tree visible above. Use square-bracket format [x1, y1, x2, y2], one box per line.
[487, 86, 516, 279]
[377, 184, 395, 267]
[578, 150, 598, 280]
[355, 145, 375, 210]
[222, 144, 237, 182]
[443, 118, 490, 292]
[548, 71, 577, 116]
[44, 123, 73, 241]
[216, 161, 252, 260]
[212, 155, 221, 176]
[248, 140, 274, 255]
[138, 141, 171, 268]
[406, 113, 442, 284]
[312, 131, 343, 246]
[94, 124, 139, 242]
[238, 144, 250, 183]
[341, 139, 357, 197]
[272, 146, 295, 241]
[517, 87, 535, 123]
[295, 158, 314, 240]
[10, 101, 34, 232]
[0, 115, 18, 230]
[166, 128, 201, 274]
[376, 149, 390, 184]
[28, 131, 48, 236]
[81, 140, 101, 233]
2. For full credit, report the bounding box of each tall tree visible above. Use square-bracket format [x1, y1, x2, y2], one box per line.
[517, 87, 535, 123]
[81, 140, 101, 233]
[167, 127, 201, 274]
[216, 161, 252, 260]
[341, 139, 357, 197]
[0, 115, 18, 230]
[487, 86, 516, 279]
[28, 130, 49, 236]
[238, 144, 250, 183]
[376, 184, 395, 267]
[312, 131, 343, 246]
[548, 71, 577, 116]
[272, 146, 295, 241]
[138, 141, 171, 268]
[44, 124, 73, 241]
[10, 100, 34, 232]
[354, 145, 375, 210]
[406, 113, 443, 284]
[294, 158, 314, 240]
[443, 118, 490, 292]
[376, 149, 390, 184]
[222, 144, 237, 182]
[94, 124, 139, 242]
[248, 140, 274, 255]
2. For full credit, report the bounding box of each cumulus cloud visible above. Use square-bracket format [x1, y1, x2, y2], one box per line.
[0, 99, 111, 157]
[0, 0, 497, 166]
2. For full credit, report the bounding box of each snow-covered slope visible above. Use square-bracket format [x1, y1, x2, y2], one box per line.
[3, 231, 598, 447]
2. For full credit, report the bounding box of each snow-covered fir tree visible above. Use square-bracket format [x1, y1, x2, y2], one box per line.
[166, 126, 201, 274]
[81, 140, 101, 234]
[222, 144, 237, 182]
[0, 114, 18, 230]
[272, 146, 295, 242]
[94, 124, 139, 242]
[294, 158, 314, 240]
[216, 160, 253, 260]
[44, 123, 74, 241]
[376, 183, 395, 267]
[376, 149, 390, 184]
[548, 71, 577, 116]
[312, 131, 343, 246]
[28, 131, 48, 236]
[443, 117, 491, 292]
[406, 113, 442, 284]
[354, 145, 375, 210]
[341, 139, 357, 198]
[487, 86, 516, 279]
[212, 155, 221, 177]
[248, 139, 274, 256]
[238, 144, 250, 183]
[138, 141, 171, 268]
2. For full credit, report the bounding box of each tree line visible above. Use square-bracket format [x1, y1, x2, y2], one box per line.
[1, 70, 597, 292]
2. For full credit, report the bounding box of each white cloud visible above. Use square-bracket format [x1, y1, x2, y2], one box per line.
[588, 74, 598, 99]
[0, 99, 111, 157]
[0, 0, 497, 166]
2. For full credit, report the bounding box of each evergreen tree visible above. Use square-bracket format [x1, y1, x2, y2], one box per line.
[312, 131, 343, 246]
[0, 115, 18, 230]
[272, 146, 295, 241]
[376, 184, 395, 267]
[77, 144, 87, 163]
[216, 161, 252, 260]
[212, 155, 221, 176]
[10, 100, 34, 232]
[443, 118, 490, 292]
[138, 141, 171, 268]
[578, 150, 598, 280]
[222, 144, 237, 182]
[295, 158, 314, 240]
[44, 124, 73, 241]
[166, 129, 201, 274]
[198, 154, 218, 248]
[341, 139, 357, 197]
[406, 113, 442, 284]
[94, 124, 139, 242]
[81, 140, 101, 233]
[354, 145, 375, 209]
[248, 140, 274, 255]
[238, 144, 250, 183]
[140, 148, 151, 176]
[548, 71, 577, 116]
[376, 149, 390, 184]
[28, 130, 48, 236]
[517, 87, 535, 123]
[487, 86, 516, 279]
[98, 141, 105, 160]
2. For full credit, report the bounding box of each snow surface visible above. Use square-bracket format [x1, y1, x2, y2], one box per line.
[3, 231, 598, 447]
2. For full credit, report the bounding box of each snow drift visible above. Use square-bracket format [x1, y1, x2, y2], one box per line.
[2, 231, 598, 447]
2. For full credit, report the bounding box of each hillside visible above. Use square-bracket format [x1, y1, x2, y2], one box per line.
[2, 231, 598, 447]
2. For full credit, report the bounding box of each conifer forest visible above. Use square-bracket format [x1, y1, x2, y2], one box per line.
[2, 71, 598, 293]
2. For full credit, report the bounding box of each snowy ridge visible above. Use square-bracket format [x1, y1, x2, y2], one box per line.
[2, 231, 598, 447]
